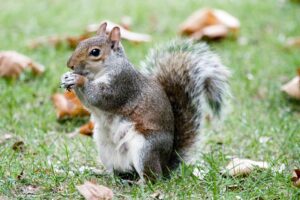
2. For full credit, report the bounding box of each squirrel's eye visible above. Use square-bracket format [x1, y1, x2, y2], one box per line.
[89, 49, 100, 57]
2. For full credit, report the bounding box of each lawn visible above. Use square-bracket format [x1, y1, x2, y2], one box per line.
[0, 0, 300, 199]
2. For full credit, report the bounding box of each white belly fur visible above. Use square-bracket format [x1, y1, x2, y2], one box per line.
[91, 109, 146, 174]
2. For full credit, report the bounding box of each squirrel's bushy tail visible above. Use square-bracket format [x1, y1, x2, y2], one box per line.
[141, 40, 230, 169]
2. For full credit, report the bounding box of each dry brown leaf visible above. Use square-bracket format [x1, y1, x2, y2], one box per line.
[86, 20, 152, 43]
[286, 37, 300, 48]
[180, 8, 240, 40]
[291, 169, 300, 188]
[191, 24, 228, 40]
[223, 158, 269, 176]
[281, 70, 300, 100]
[76, 181, 113, 200]
[51, 90, 90, 120]
[0, 51, 44, 78]
[79, 121, 94, 136]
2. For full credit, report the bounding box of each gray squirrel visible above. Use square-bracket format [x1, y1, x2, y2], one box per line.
[61, 22, 230, 181]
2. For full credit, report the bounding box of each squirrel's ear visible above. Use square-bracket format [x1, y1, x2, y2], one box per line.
[108, 27, 121, 50]
[96, 22, 107, 36]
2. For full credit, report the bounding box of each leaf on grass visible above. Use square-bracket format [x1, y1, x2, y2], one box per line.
[51, 90, 90, 120]
[12, 141, 25, 152]
[179, 8, 240, 40]
[86, 20, 152, 43]
[281, 69, 300, 100]
[291, 169, 300, 188]
[76, 181, 113, 200]
[79, 121, 94, 136]
[0, 133, 13, 144]
[286, 37, 300, 48]
[0, 51, 44, 78]
[222, 158, 269, 176]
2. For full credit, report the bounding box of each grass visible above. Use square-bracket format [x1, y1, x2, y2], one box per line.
[0, 0, 300, 199]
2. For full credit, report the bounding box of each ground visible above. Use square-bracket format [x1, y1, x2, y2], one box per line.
[0, 0, 300, 199]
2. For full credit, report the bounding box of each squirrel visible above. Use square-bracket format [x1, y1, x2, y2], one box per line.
[61, 22, 230, 181]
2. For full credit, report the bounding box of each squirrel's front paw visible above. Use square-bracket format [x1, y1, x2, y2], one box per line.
[61, 72, 86, 90]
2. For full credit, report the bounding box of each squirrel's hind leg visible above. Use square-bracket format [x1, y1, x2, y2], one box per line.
[134, 132, 173, 181]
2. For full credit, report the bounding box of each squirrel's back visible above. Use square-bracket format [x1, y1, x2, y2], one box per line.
[141, 40, 230, 169]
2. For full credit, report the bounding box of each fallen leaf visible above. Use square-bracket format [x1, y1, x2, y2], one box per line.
[180, 8, 218, 35]
[0, 51, 44, 78]
[76, 181, 113, 200]
[150, 191, 165, 199]
[79, 121, 94, 136]
[286, 37, 300, 48]
[201, 24, 228, 39]
[281, 69, 300, 100]
[86, 20, 152, 43]
[51, 90, 90, 120]
[21, 185, 40, 195]
[222, 158, 269, 176]
[180, 8, 240, 40]
[0, 133, 13, 144]
[12, 141, 25, 152]
[291, 169, 300, 188]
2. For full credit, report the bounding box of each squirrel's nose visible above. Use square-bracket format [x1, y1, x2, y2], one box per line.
[67, 57, 74, 70]
[69, 65, 74, 70]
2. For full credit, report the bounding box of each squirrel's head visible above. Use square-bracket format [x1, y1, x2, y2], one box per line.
[67, 22, 123, 76]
